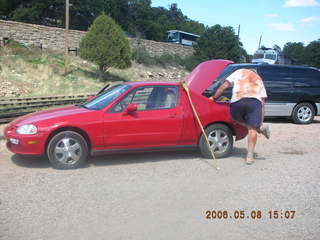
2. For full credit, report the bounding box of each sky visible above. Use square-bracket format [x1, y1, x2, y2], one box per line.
[151, 0, 320, 55]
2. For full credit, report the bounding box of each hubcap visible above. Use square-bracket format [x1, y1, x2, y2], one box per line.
[54, 137, 82, 164]
[297, 106, 312, 122]
[207, 129, 230, 154]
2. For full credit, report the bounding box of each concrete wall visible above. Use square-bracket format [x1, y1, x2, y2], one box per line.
[0, 20, 194, 57]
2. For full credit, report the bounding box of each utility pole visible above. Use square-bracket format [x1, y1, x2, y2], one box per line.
[237, 25, 240, 38]
[64, 0, 69, 75]
[258, 35, 262, 49]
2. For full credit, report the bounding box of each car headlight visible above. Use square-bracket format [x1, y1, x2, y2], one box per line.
[16, 124, 38, 135]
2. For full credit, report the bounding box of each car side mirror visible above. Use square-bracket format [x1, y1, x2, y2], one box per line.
[124, 103, 137, 114]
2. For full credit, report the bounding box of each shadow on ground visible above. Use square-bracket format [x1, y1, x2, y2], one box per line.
[11, 150, 199, 169]
[265, 117, 320, 124]
[11, 154, 51, 168]
[10, 147, 248, 169]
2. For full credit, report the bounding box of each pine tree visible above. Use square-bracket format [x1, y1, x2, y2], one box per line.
[79, 13, 131, 77]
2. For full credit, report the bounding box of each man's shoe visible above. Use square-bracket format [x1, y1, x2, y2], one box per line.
[260, 125, 270, 139]
[246, 152, 255, 165]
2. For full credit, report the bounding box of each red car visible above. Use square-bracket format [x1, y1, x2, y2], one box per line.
[4, 60, 247, 169]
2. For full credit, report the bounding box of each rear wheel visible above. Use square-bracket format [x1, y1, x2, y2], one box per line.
[199, 124, 233, 159]
[292, 102, 315, 124]
[47, 131, 88, 169]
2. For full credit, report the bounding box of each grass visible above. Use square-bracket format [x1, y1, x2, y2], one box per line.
[0, 41, 189, 98]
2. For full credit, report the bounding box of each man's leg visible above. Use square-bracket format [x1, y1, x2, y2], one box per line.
[247, 127, 258, 153]
[246, 127, 258, 164]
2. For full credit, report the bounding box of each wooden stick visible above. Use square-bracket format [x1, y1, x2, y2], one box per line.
[180, 81, 219, 170]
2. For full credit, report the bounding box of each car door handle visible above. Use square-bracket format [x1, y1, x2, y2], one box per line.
[168, 113, 177, 118]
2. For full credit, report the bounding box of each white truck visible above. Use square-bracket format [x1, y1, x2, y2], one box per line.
[252, 47, 292, 65]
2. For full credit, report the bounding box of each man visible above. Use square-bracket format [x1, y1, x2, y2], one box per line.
[211, 68, 270, 165]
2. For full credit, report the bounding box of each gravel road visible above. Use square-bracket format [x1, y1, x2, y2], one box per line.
[0, 118, 320, 240]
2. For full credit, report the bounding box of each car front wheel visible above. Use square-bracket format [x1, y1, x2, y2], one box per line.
[199, 124, 233, 159]
[292, 102, 315, 124]
[47, 131, 88, 169]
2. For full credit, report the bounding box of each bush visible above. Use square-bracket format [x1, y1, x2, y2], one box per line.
[79, 13, 131, 75]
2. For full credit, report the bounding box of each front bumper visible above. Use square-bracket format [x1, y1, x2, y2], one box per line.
[4, 125, 47, 155]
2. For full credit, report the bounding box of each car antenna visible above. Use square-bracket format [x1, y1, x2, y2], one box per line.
[180, 81, 219, 170]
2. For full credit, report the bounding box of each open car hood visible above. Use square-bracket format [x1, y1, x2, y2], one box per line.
[185, 59, 233, 95]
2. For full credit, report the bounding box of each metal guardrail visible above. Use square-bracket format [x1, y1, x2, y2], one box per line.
[0, 94, 92, 124]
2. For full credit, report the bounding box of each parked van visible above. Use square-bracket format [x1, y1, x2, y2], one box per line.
[205, 63, 320, 124]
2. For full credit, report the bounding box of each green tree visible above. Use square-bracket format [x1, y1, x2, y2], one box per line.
[283, 42, 305, 64]
[79, 13, 131, 77]
[304, 39, 320, 68]
[194, 24, 245, 63]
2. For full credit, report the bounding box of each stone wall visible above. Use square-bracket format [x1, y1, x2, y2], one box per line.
[0, 20, 194, 57]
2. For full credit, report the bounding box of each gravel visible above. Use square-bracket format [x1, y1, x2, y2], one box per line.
[0, 118, 320, 240]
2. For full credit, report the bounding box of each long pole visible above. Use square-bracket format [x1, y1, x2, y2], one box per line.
[180, 81, 219, 170]
[64, 0, 69, 75]
[258, 35, 262, 49]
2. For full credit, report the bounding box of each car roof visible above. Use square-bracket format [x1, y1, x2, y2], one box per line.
[230, 63, 318, 71]
[127, 81, 180, 87]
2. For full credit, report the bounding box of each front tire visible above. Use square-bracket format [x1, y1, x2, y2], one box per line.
[292, 102, 315, 124]
[47, 131, 88, 169]
[199, 124, 233, 159]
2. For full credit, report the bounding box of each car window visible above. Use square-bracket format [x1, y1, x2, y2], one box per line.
[258, 66, 320, 88]
[288, 68, 320, 87]
[110, 86, 178, 113]
[82, 85, 131, 110]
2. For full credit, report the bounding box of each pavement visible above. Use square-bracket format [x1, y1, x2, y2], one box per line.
[1, 118, 320, 240]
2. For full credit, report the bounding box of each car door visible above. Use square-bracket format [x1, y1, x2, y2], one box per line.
[258, 66, 295, 116]
[103, 86, 183, 148]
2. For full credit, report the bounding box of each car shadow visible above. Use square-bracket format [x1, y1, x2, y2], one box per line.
[11, 150, 201, 169]
[88, 150, 200, 167]
[264, 117, 320, 124]
[11, 154, 51, 168]
[10, 147, 248, 169]
[231, 147, 248, 159]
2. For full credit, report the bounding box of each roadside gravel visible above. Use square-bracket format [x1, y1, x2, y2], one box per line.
[0, 118, 320, 240]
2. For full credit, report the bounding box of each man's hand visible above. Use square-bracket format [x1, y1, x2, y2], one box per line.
[211, 81, 231, 100]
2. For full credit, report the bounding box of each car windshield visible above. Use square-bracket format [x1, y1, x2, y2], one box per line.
[253, 53, 264, 59]
[168, 32, 179, 42]
[82, 84, 131, 110]
[265, 54, 276, 60]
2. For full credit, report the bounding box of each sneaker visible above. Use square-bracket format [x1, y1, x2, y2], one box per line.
[246, 152, 255, 165]
[260, 125, 270, 139]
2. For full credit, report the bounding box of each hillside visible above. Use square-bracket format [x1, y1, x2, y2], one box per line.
[0, 43, 189, 98]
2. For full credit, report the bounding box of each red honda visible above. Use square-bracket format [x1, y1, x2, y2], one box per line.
[4, 60, 247, 169]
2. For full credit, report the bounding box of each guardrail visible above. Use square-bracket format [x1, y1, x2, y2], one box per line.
[0, 94, 92, 124]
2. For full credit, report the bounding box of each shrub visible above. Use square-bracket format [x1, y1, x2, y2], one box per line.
[79, 13, 131, 75]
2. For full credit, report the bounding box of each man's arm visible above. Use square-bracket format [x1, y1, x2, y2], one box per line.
[210, 81, 231, 100]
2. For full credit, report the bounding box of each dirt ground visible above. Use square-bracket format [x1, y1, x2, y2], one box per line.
[0, 117, 320, 240]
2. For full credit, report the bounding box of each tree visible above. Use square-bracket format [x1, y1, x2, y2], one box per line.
[304, 39, 320, 69]
[194, 24, 245, 63]
[283, 42, 305, 64]
[79, 13, 131, 77]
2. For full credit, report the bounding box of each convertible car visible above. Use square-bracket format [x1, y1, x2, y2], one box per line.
[4, 60, 247, 169]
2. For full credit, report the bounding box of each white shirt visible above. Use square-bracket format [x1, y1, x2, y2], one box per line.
[226, 69, 267, 103]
